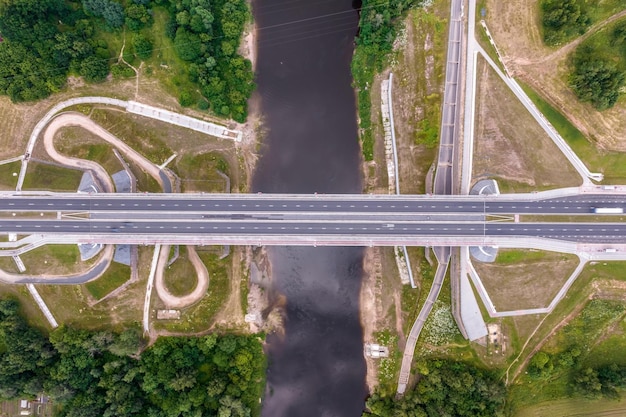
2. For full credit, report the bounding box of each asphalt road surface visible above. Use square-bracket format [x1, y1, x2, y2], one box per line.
[1, 219, 626, 242]
[0, 194, 623, 215]
[433, 0, 463, 195]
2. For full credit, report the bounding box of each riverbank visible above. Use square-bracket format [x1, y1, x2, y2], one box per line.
[355, 1, 452, 394]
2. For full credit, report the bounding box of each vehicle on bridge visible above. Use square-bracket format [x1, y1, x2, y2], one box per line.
[593, 207, 624, 214]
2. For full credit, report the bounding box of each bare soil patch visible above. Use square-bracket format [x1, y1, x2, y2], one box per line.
[473, 56, 580, 191]
[484, 0, 626, 151]
[474, 250, 579, 311]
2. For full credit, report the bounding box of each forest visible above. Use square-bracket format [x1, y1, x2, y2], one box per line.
[0, 298, 265, 417]
[0, 0, 253, 121]
[362, 359, 507, 417]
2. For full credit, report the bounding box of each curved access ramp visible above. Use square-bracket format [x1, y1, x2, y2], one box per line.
[0, 244, 113, 284]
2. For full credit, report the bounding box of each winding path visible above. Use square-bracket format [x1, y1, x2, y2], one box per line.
[43, 112, 163, 189]
[155, 245, 210, 308]
[44, 115, 115, 192]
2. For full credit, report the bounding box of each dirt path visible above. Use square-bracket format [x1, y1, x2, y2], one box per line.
[43, 116, 115, 192]
[154, 245, 210, 308]
[505, 295, 591, 384]
[43, 112, 163, 188]
[515, 10, 626, 67]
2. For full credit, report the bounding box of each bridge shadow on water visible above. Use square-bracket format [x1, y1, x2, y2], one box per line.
[251, 0, 367, 415]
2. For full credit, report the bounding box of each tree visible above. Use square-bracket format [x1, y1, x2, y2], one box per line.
[0, 298, 57, 398]
[132, 33, 153, 60]
[528, 351, 553, 378]
[570, 55, 625, 110]
[174, 28, 202, 62]
[80, 56, 110, 82]
[573, 367, 603, 398]
[125, 3, 152, 31]
[82, 0, 124, 29]
[541, 0, 591, 45]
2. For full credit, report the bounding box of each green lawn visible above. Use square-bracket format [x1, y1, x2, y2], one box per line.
[84, 262, 131, 300]
[0, 160, 21, 190]
[519, 81, 626, 183]
[163, 247, 199, 297]
[495, 249, 551, 264]
[22, 162, 83, 191]
[515, 394, 626, 417]
[173, 153, 229, 193]
[56, 141, 124, 177]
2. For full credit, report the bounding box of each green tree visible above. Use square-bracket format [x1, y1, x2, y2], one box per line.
[80, 56, 110, 82]
[541, 0, 591, 45]
[125, 3, 152, 31]
[570, 54, 625, 110]
[132, 33, 153, 60]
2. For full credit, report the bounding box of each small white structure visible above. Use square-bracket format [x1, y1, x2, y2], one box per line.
[156, 309, 181, 320]
[364, 343, 389, 359]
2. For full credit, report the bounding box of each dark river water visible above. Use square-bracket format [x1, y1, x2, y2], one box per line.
[251, 0, 367, 415]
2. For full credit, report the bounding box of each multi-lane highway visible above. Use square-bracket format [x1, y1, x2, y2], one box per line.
[0, 193, 624, 215]
[433, 0, 463, 195]
[0, 192, 624, 246]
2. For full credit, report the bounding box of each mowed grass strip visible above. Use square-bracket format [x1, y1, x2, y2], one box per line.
[84, 262, 131, 300]
[474, 249, 579, 311]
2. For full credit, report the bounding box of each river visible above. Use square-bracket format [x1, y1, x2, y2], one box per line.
[251, 0, 367, 415]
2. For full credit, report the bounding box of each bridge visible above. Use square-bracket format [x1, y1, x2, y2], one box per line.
[0, 189, 625, 252]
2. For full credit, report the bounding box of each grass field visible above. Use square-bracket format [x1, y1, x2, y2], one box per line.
[519, 80, 626, 183]
[174, 153, 229, 193]
[475, 250, 579, 311]
[508, 298, 626, 411]
[378, 3, 448, 194]
[22, 162, 83, 191]
[163, 247, 199, 297]
[0, 160, 21, 190]
[16, 245, 92, 276]
[515, 394, 626, 417]
[84, 262, 131, 300]
[153, 251, 231, 333]
[55, 126, 125, 175]
[473, 57, 580, 190]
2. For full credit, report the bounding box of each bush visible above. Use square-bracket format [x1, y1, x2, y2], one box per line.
[179, 90, 194, 107]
